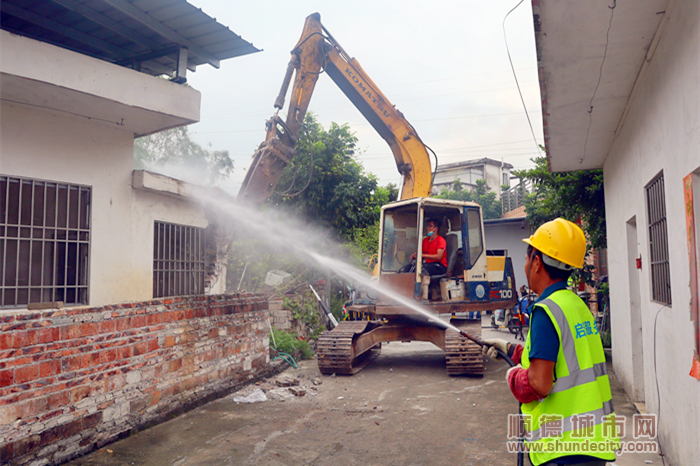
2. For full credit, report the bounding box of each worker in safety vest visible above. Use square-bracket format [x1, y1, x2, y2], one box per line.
[483, 218, 619, 465]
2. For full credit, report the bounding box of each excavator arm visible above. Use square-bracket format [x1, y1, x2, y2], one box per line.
[238, 13, 433, 203]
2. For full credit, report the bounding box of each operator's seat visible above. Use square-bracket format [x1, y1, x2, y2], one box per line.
[428, 233, 460, 281]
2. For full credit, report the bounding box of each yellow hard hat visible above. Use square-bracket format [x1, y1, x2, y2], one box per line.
[522, 218, 586, 269]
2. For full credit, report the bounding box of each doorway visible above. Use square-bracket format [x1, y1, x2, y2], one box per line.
[626, 216, 646, 402]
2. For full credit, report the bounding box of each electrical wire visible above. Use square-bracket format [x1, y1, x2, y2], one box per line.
[653, 303, 669, 466]
[2, 97, 125, 126]
[581, 0, 616, 164]
[502, 0, 542, 156]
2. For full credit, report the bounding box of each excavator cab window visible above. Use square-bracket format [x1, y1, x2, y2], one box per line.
[462, 207, 484, 269]
[380, 207, 418, 273]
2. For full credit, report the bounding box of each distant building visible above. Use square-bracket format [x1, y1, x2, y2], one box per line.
[432, 158, 513, 196]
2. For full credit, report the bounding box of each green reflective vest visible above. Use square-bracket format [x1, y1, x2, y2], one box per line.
[521, 289, 619, 465]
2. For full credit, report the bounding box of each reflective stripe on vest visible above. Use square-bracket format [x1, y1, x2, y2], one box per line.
[520, 292, 618, 464]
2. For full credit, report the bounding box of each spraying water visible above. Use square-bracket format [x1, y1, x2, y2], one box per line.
[196, 194, 462, 333]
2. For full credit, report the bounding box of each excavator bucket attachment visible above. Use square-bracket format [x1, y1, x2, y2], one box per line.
[237, 138, 295, 203]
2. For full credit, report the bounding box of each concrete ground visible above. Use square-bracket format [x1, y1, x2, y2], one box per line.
[65, 317, 667, 466]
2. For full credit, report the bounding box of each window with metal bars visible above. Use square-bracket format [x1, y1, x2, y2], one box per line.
[153, 221, 205, 298]
[646, 173, 672, 305]
[1, 175, 91, 308]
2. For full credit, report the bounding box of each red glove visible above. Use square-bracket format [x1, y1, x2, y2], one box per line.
[511, 344, 524, 365]
[507, 365, 544, 404]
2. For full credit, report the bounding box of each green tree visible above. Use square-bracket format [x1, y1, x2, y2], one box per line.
[134, 126, 233, 185]
[267, 114, 383, 240]
[434, 178, 503, 219]
[514, 156, 606, 250]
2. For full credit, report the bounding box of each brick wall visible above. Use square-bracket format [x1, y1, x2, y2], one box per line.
[0, 293, 273, 465]
[269, 298, 292, 330]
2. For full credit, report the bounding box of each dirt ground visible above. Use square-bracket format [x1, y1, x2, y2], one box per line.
[65, 317, 665, 466]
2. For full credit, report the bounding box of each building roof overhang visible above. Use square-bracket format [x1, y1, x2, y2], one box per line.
[0, 0, 260, 80]
[534, 0, 671, 172]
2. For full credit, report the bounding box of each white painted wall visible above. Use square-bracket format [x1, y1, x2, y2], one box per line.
[603, 1, 700, 464]
[432, 161, 510, 195]
[1, 103, 208, 306]
[484, 219, 530, 291]
[0, 32, 217, 308]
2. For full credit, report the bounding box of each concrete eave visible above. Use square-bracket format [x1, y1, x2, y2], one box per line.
[132, 170, 229, 203]
[534, 0, 672, 172]
[0, 30, 201, 137]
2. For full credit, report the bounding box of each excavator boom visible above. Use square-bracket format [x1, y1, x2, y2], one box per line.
[238, 13, 433, 203]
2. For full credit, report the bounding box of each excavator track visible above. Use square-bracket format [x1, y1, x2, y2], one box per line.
[317, 321, 381, 375]
[445, 319, 484, 376]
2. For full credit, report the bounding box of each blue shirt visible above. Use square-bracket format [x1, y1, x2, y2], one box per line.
[527, 281, 568, 362]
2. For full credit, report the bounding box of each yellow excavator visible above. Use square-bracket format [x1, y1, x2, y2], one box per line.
[239, 13, 517, 376]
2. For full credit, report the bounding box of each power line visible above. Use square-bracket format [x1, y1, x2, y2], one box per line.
[581, 0, 616, 165]
[503, 0, 543, 156]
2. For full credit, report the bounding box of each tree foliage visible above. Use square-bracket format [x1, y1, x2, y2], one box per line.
[134, 126, 233, 185]
[434, 178, 503, 219]
[514, 156, 606, 250]
[266, 114, 390, 240]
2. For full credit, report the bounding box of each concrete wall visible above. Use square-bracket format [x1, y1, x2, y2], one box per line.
[484, 219, 530, 292]
[0, 30, 223, 307]
[603, 0, 700, 464]
[0, 293, 271, 465]
[1, 103, 209, 306]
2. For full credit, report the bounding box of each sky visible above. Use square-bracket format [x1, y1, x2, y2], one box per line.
[183, 0, 544, 196]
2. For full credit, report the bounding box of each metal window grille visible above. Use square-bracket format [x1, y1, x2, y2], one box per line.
[1, 175, 91, 308]
[646, 173, 672, 305]
[153, 221, 205, 298]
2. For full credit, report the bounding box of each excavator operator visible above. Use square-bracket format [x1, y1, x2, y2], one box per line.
[482, 218, 618, 465]
[410, 218, 447, 300]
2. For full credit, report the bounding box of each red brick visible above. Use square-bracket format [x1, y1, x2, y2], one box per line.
[83, 411, 102, 429]
[147, 390, 161, 406]
[37, 327, 60, 344]
[47, 391, 68, 410]
[62, 355, 81, 372]
[5, 356, 32, 368]
[80, 323, 98, 337]
[147, 339, 159, 352]
[99, 320, 116, 334]
[163, 336, 176, 348]
[39, 360, 61, 378]
[61, 325, 81, 340]
[107, 375, 126, 392]
[133, 341, 148, 356]
[12, 331, 37, 348]
[0, 333, 12, 350]
[19, 397, 47, 419]
[100, 349, 117, 364]
[116, 318, 130, 331]
[208, 328, 219, 339]
[168, 358, 182, 373]
[117, 345, 133, 360]
[70, 385, 90, 403]
[0, 370, 13, 387]
[81, 352, 100, 368]
[147, 313, 161, 325]
[131, 315, 146, 327]
[14, 364, 39, 384]
[185, 309, 195, 320]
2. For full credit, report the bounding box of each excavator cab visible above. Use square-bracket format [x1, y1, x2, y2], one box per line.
[378, 198, 515, 309]
[329, 197, 518, 376]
